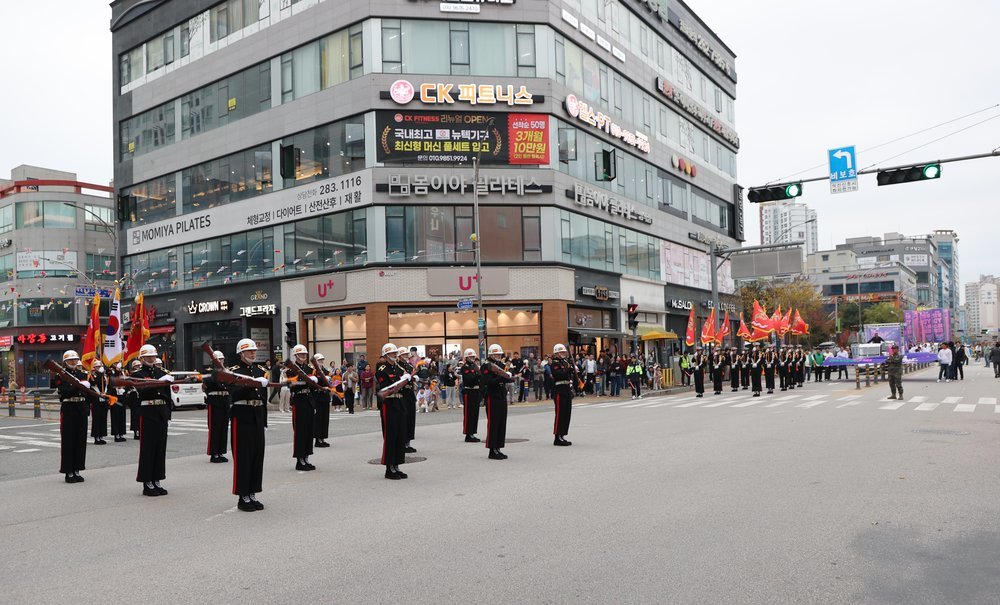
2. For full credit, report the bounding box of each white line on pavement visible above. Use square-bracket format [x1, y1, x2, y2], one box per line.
[763, 402, 784, 408]
[953, 404, 977, 413]
[837, 401, 862, 408]
[674, 401, 705, 408]
[702, 399, 737, 407]
[907, 396, 927, 403]
[0, 445, 13, 451]
[0, 423, 56, 430]
[914, 403, 939, 412]
[803, 395, 826, 401]
[879, 401, 907, 410]
[837, 395, 862, 401]
[796, 401, 826, 408]
[942, 396, 962, 404]
[13, 448, 40, 453]
[731, 400, 761, 408]
[978, 397, 997, 405]
[776, 395, 799, 401]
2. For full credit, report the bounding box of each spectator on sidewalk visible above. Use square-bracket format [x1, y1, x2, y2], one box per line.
[937, 343, 953, 382]
[990, 342, 1000, 378]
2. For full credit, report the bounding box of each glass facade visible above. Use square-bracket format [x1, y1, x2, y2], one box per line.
[305, 310, 367, 366]
[119, 101, 175, 160]
[382, 20, 536, 77]
[122, 207, 367, 296]
[385, 205, 540, 264]
[181, 61, 271, 140]
[210, 0, 262, 42]
[17, 298, 75, 326]
[121, 174, 176, 226]
[15, 201, 77, 229]
[558, 209, 660, 280]
[0, 205, 12, 233]
[182, 144, 273, 214]
[281, 115, 366, 185]
[281, 25, 363, 102]
[387, 307, 541, 360]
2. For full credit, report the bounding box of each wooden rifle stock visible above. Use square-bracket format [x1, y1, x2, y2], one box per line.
[283, 359, 325, 391]
[201, 342, 226, 371]
[310, 358, 332, 389]
[44, 360, 108, 402]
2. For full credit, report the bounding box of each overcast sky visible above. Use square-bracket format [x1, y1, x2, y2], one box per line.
[1, 0, 997, 302]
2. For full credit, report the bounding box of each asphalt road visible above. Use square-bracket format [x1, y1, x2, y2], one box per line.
[2, 364, 998, 604]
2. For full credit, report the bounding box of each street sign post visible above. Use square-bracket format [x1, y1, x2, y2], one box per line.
[457, 298, 474, 310]
[828, 145, 858, 194]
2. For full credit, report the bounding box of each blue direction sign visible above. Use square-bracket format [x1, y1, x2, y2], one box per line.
[457, 298, 474, 310]
[828, 145, 858, 194]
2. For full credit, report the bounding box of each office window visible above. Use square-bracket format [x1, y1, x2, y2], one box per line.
[281, 115, 366, 186]
[84, 204, 114, 232]
[182, 145, 272, 214]
[146, 30, 174, 73]
[120, 45, 143, 85]
[386, 206, 537, 263]
[119, 100, 175, 160]
[86, 253, 116, 282]
[120, 174, 176, 226]
[450, 22, 470, 75]
[181, 60, 271, 139]
[210, 0, 260, 42]
[15, 201, 77, 229]
[0, 205, 12, 234]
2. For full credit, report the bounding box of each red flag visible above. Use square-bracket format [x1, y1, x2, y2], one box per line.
[748, 326, 772, 342]
[715, 310, 731, 344]
[769, 306, 783, 333]
[779, 308, 793, 336]
[80, 294, 102, 371]
[751, 300, 771, 333]
[685, 307, 696, 347]
[736, 315, 752, 340]
[124, 292, 150, 365]
[790, 309, 810, 335]
[700, 308, 717, 345]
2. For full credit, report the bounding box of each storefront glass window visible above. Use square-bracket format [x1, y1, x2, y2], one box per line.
[306, 311, 366, 366]
[388, 307, 541, 360]
[187, 319, 242, 369]
[120, 173, 176, 227]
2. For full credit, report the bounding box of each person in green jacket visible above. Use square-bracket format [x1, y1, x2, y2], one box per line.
[626, 354, 644, 399]
[679, 352, 691, 386]
[813, 350, 825, 382]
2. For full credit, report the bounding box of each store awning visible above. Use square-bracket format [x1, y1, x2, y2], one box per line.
[568, 328, 624, 340]
[635, 324, 664, 336]
[148, 325, 175, 335]
[641, 330, 679, 341]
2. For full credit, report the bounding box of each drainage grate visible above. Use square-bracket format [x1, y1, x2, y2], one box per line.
[367, 456, 428, 465]
[912, 429, 970, 436]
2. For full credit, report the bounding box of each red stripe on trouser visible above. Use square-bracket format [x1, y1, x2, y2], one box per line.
[292, 405, 297, 457]
[485, 396, 491, 449]
[380, 405, 388, 465]
[553, 394, 560, 436]
[463, 394, 468, 433]
[206, 406, 211, 455]
[231, 418, 238, 495]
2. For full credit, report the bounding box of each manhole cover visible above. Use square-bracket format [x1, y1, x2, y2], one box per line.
[505, 438, 529, 443]
[367, 456, 427, 465]
[912, 429, 970, 436]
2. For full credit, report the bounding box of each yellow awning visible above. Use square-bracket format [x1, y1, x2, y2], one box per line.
[641, 330, 678, 341]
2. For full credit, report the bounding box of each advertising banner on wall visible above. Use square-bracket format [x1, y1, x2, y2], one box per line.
[660, 241, 734, 294]
[904, 308, 951, 344]
[864, 324, 904, 348]
[375, 111, 548, 165]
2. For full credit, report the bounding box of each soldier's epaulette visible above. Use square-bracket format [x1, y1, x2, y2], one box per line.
[376, 363, 387, 370]
[228, 365, 240, 372]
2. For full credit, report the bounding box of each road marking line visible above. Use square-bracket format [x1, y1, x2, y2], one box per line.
[776, 395, 799, 401]
[0, 435, 59, 447]
[978, 397, 997, 405]
[995, 405, 1000, 414]
[953, 404, 977, 413]
[803, 395, 826, 401]
[914, 403, 939, 411]
[942, 396, 962, 404]
[731, 400, 761, 408]
[796, 401, 826, 408]
[907, 396, 927, 403]
[0, 423, 56, 430]
[674, 401, 705, 408]
[837, 396, 862, 401]
[0, 445, 13, 451]
[166, 432, 188, 436]
[702, 399, 737, 407]
[646, 402, 680, 408]
[13, 448, 40, 453]
[879, 401, 907, 410]
[18, 432, 59, 437]
[837, 401, 862, 408]
[764, 401, 784, 407]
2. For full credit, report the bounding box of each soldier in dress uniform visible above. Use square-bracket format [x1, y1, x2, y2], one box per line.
[54, 350, 89, 483]
[133, 344, 172, 496]
[549, 343, 574, 446]
[203, 350, 231, 463]
[795, 348, 806, 387]
[779, 349, 792, 391]
[288, 344, 316, 471]
[226, 338, 269, 511]
[375, 343, 409, 479]
[108, 362, 128, 442]
[311, 353, 332, 449]
[692, 349, 706, 397]
[750, 346, 763, 397]
[482, 343, 514, 460]
[89, 359, 109, 445]
[396, 345, 418, 454]
[459, 348, 482, 443]
[711, 352, 724, 395]
[728, 348, 740, 393]
[763, 349, 777, 395]
[740, 347, 751, 390]
[127, 359, 142, 439]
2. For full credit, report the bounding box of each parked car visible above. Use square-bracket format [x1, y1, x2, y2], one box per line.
[168, 371, 205, 409]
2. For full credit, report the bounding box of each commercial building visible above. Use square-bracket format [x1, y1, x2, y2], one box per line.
[964, 275, 1000, 336]
[0, 166, 116, 388]
[806, 251, 918, 312]
[110, 0, 742, 369]
[759, 200, 818, 255]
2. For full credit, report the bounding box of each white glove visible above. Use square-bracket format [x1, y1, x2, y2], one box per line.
[308, 376, 318, 383]
[97, 367, 105, 373]
[255, 377, 269, 387]
[506, 372, 512, 378]
[80, 380, 91, 388]
[161, 375, 174, 383]
[401, 373, 412, 382]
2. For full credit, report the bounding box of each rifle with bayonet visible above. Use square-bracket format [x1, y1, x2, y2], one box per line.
[44, 360, 118, 405]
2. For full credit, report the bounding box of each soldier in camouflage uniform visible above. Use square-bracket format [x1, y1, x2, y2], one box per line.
[886, 344, 904, 400]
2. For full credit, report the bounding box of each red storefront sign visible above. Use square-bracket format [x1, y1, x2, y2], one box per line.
[507, 114, 549, 164]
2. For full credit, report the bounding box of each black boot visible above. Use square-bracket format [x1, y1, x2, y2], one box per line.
[489, 449, 505, 460]
[248, 494, 264, 510]
[237, 496, 256, 512]
[385, 467, 402, 480]
[465, 435, 480, 443]
[394, 465, 408, 479]
[143, 482, 160, 497]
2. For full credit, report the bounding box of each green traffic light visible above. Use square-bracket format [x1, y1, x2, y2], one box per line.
[785, 183, 802, 198]
[922, 164, 941, 179]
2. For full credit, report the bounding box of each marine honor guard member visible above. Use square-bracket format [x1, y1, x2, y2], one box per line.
[127, 359, 142, 439]
[692, 349, 706, 397]
[549, 344, 574, 446]
[311, 353, 332, 448]
[481, 343, 514, 460]
[134, 344, 172, 497]
[89, 359, 109, 445]
[108, 362, 128, 442]
[203, 351, 231, 463]
[288, 344, 317, 471]
[226, 338, 270, 512]
[396, 345, 418, 454]
[459, 348, 482, 443]
[54, 350, 90, 483]
[375, 343, 410, 480]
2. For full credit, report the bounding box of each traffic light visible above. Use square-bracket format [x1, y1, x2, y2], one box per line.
[627, 303, 639, 330]
[747, 182, 803, 203]
[285, 322, 297, 348]
[876, 163, 941, 186]
[595, 149, 617, 182]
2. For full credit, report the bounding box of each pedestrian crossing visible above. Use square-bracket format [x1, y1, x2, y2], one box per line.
[584, 390, 1000, 415]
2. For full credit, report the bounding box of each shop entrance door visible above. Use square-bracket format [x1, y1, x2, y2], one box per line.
[24, 350, 61, 389]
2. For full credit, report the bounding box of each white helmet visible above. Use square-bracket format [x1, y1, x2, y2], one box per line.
[381, 343, 397, 357]
[397, 345, 410, 355]
[313, 353, 325, 361]
[92, 359, 103, 368]
[213, 350, 225, 360]
[130, 360, 142, 369]
[139, 344, 157, 358]
[488, 344, 503, 356]
[553, 343, 568, 355]
[153, 358, 163, 365]
[291, 344, 308, 356]
[62, 350, 80, 362]
[464, 348, 477, 358]
[237, 338, 257, 353]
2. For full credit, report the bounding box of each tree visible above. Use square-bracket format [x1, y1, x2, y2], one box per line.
[863, 303, 903, 325]
[736, 278, 833, 347]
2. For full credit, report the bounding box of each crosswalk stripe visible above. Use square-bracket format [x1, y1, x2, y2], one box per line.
[167, 432, 188, 436]
[702, 399, 737, 407]
[995, 405, 1000, 414]
[837, 395, 862, 401]
[879, 401, 907, 410]
[978, 397, 997, 405]
[837, 401, 862, 408]
[776, 395, 799, 401]
[13, 448, 40, 453]
[914, 403, 939, 412]
[674, 400, 704, 408]
[803, 395, 826, 401]
[731, 400, 761, 408]
[763, 401, 784, 407]
[796, 401, 826, 408]
[953, 404, 976, 413]
[0, 445, 13, 451]
[942, 396, 962, 404]
[907, 396, 927, 403]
